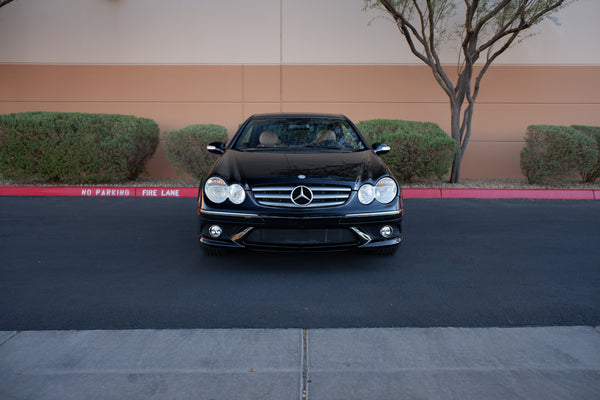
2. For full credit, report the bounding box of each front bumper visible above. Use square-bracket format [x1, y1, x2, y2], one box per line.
[198, 208, 402, 251]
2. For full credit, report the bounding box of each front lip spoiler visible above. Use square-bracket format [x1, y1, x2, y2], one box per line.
[357, 236, 403, 248]
[200, 236, 402, 251]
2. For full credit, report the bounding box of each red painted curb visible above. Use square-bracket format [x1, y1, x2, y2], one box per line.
[0, 187, 133, 197]
[440, 188, 596, 200]
[0, 187, 198, 198]
[0, 186, 597, 200]
[135, 187, 198, 198]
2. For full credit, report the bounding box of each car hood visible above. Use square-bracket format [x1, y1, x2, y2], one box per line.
[210, 150, 390, 188]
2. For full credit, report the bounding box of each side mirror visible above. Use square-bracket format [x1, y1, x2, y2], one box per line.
[207, 142, 226, 155]
[372, 143, 390, 156]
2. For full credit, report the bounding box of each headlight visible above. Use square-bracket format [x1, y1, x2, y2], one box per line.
[358, 177, 397, 205]
[205, 177, 228, 203]
[204, 177, 246, 205]
[375, 177, 397, 204]
[358, 184, 375, 205]
[228, 184, 246, 205]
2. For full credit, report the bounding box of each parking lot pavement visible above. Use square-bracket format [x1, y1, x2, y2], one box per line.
[1, 327, 600, 400]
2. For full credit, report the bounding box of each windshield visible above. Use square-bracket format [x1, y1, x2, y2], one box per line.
[231, 118, 367, 151]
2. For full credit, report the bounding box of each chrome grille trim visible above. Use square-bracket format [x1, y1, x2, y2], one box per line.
[252, 185, 351, 208]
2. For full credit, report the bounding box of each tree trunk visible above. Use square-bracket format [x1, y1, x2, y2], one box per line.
[449, 102, 463, 183]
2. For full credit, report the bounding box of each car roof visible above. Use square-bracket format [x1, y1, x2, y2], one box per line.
[247, 113, 348, 121]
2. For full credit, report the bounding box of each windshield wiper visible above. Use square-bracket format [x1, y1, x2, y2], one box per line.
[238, 147, 287, 152]
[301, 144, 348, 151]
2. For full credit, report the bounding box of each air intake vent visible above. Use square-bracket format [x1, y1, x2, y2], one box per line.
[252, 185, 351, 208]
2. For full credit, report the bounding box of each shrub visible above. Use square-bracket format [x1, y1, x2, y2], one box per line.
[0, 112, 159, 184]
[356, 119, 456, 182]
[163, 124, 228, 182]
[572, 125, 600, 182]
[520, 125, 597, 184]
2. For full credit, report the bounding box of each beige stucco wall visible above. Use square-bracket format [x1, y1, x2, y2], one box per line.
[2, 64, 598, 178]
[1, 0, 598, 65]
[0, 0, 599, 179]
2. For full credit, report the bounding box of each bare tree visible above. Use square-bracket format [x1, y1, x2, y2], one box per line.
[364, 0, 575, 182]
[0, 0, 16, 8]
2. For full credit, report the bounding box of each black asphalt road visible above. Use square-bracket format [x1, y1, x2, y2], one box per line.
[1, 197, 599, 331]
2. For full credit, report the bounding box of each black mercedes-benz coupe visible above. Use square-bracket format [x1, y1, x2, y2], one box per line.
[197, 113, 403, 255]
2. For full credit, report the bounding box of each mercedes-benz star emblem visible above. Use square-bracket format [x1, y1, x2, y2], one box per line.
[291, 185, 313, 206]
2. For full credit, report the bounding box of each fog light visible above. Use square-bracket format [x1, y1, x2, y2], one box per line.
[380, 225, 393, 238]
[209, 225, 223, 238]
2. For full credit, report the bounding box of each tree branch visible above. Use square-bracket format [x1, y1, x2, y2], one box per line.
[474, 0, 513, 33]
[0, 0, 17, 8]
[379, 0, 426, 44]
[476, 0, 565, 57]
[378, 0, 455, 97]
[474, 29, 521, 99]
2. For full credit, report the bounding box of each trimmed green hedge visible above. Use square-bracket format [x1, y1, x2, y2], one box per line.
[0, 112, 159, 184]
[571, 125, 600, 182]
[356, 119, 456, 182]
[520, 125, 597, 184]
[163, 124, 228, 182]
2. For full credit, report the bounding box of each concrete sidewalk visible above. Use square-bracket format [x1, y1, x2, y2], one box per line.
[1, 327, 600, 400]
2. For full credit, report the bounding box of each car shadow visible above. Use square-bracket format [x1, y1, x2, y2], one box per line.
[202, 248, 396, 273]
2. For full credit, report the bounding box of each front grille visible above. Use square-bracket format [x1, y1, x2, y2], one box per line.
[245, 228, 357, 246]
[252, 185, 351, 208]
